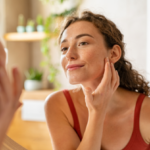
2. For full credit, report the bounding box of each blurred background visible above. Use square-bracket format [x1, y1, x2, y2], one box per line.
[0, 0, 150, 150]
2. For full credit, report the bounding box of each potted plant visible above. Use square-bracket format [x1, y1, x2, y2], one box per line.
[24, 68, 43, 91]
[26, 19, 35, 32]
[36, 15, 45, 32]
[17, 14, 25, 33]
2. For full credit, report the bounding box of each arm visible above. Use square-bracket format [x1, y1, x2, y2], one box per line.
[45, 58, 119, 150]
[0, 52, 22, 149]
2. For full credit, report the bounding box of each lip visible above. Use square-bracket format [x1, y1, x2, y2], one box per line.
[66, 64, 84, 70]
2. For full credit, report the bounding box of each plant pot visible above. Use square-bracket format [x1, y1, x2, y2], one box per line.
[37, 25, 44, 32]
[24, 80, 42, 91]
[26, 26, 35, 32]
[17, 26, 25, 33]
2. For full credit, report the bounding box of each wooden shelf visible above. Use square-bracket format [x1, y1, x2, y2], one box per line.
[4, 32, 53, 41]
[21, 89, 54, 99]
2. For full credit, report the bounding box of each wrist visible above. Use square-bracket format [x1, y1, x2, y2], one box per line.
[89, 109, 106, 120]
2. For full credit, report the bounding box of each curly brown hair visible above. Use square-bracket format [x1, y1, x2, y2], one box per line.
[58, 11, 150, 96]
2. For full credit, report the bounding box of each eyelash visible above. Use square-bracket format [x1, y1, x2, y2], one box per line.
[61, 42, 88, 52]
[61, 47, 68, 52]
[79, 42, 88, 46]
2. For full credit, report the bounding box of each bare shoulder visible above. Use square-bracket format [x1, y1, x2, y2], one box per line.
[44, 90, 65, 111]
[44, 89, 81, 150]
[141, 95, 150, 144]
[142, 95, 150, 121]
[44, 89, 77, 113]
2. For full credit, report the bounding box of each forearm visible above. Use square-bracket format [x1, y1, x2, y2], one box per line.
[77, 111, 106, 150]
[0, 111, 14, 149]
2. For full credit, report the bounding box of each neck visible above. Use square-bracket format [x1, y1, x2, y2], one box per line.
[81, 77, 102, 92]
[79, 81, 133, 113]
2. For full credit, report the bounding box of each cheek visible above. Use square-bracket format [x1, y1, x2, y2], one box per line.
[80, 46, 107, 78]
[81, 47, 105, 66]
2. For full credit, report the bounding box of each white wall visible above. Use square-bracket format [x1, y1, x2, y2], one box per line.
[147, 0, 150, 81]
[4, 0, 32, 86]
[80, 0, 148, 79]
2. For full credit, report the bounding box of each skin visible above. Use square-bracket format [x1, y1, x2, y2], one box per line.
[45, 21, 150, 150]
[0, 42, 22, 149]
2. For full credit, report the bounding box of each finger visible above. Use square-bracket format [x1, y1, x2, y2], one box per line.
[110, 63, 117, 88]
[0, 42, 4, 52]
[114, 71, 120, 90]
[96, 57, 111, 92]
[0, 85, 2, 112]
[16, 102, 23, 110]
[0, 43, 6, 67]
[0, 64, 12, 99]
[0, 84, 7, 111]
[12, 67, 22, 98]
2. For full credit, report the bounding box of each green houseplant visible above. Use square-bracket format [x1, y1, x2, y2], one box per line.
[24, 68, 43, 91]
[36, 15, 45, 32]
[26, 19, 35, 32]
[39, 0, 66, 4]
[17, 14, 25, 33]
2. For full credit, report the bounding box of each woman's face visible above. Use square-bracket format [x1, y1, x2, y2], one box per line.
[60, 21, 109, 85]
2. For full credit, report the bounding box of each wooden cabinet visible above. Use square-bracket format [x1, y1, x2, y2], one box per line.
[7, 89, 54, 150]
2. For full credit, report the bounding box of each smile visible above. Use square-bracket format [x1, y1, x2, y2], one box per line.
[67, 66, 84, 71]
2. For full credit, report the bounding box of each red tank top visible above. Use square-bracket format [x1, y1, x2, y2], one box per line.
[63, 90, 150, 150]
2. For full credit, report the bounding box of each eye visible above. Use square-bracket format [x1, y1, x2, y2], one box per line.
[79, 42, 88, 46]
[61, 47, 68, 52]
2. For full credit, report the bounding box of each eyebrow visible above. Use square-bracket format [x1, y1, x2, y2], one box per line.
[60, 33, 94, 44]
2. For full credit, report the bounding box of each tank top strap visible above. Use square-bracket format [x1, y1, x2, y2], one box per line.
[63, 89, 82, 140]
[133, 94, 146, 133]
[123, 94, 148, 150]
[129, 93, 147, 146]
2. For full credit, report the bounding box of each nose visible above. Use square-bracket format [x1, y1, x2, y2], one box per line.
[65, 45, 78, 60]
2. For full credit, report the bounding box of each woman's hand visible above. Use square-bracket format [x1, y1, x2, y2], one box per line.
[83, 57, 120, 113]
[0, 43, 23, 149]
[0, 54, 22, 118]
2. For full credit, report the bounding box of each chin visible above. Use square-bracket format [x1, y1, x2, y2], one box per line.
[68, 77, 88, 85]
[69, 80, 80, 85]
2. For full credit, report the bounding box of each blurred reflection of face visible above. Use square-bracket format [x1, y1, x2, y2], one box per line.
[60, 21, 109, 85]
[0, 42, 6, 65]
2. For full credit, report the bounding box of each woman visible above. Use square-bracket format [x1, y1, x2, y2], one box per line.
[0, 42, 22, 149]
[44, 11, 150, 150]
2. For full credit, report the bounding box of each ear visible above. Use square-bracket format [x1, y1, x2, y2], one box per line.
[108, 45, 121, 63]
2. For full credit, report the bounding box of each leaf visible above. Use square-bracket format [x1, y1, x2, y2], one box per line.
[25, 68, 43, 80]
[41, 45, 49, 55]
[40, 61, 48, 67]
